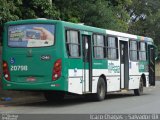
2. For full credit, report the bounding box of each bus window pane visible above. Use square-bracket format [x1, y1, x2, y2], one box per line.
[94, 35, 104, 46]
[108, 37, 116, 47]
[139, 51, 142, 60]
[69, 44, 79, 57]
[93, 34, 104, 59]
[112, 49, 117, 59]
[70, 31, 78, 43]
[108, 48, 117, 59]
[140, 42, 146, 51]
[94, 47, 104, 58]
[66, 30, 80, 57]
[97, 35, 104, 46]
[93, 35, 97, 45]
[142, 52, 146, 60]
[130, 40, 138, 61]
[139, 42, 146, 61]
[67, 31, 70, 42]
[130, 41, 137, 50]
[107, 37, 118, 60]
[139, 51, 146, 61]
[8, 24, 55, 47]
[130, 51, 137, 61]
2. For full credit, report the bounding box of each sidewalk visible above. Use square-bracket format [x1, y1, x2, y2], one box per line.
[0, 92, 45, 106]
[0, 96, 45, 106]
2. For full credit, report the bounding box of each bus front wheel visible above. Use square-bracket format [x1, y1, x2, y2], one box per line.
[44, 91, 65, 102]
[94, 77, 106, 101]
[134, 78, 143, 96]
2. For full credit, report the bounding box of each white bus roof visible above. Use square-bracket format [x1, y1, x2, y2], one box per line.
[106, 30, 153, 43]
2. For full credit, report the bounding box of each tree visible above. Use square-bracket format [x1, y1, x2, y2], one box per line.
[53, 0, 131, 32]
[0, 0, 60, 26]
[19, 0, 59, 19]
[128, 0, 160, 48]
[0, 0, 21, 26]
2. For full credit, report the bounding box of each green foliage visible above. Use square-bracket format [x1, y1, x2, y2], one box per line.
[53, 0, 131, 32]
[128, 0, 160, 50]
[20, 0, 59, 19]
[0, 0, 60, 26]
[0, 0, 21, 25]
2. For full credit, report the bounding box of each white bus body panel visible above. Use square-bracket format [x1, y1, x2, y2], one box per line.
[68, 69, 83, 94]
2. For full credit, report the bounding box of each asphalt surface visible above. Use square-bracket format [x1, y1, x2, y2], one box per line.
[0, 81, 160, 114]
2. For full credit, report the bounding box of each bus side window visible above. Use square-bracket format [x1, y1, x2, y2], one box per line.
[93, 34, 105, 59]
[107, 36, 118, 60]
[129, 40, 138, 61]
[139, 42, 147, 61]
[66, 30, 80, 58]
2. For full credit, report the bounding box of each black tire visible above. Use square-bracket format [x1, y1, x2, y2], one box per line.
[44, 91, 65, 102]
[94, 77, 106, 101]
[134, 78, 143, 96]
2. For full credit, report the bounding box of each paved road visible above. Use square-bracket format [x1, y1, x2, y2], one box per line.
[0, 81, 160, 114]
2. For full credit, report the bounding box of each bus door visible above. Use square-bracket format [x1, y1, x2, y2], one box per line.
[119, 40, 129, 89]
[148, 45, 155, 86]
[82, 35, 92, 93]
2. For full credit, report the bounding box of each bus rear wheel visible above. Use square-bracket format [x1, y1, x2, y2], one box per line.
[94, 77, 106, 101]
[134, 77, 143, 96]
[44, 91, 65, 102]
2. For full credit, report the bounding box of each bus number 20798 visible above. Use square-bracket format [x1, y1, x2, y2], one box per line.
[10, 65, 28, 71]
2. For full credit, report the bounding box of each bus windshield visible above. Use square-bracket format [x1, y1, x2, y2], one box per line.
[8, 24, 55, 47]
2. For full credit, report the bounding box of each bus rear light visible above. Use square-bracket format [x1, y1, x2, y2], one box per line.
[3, 61, 10, 81]
[52, 59, 62, 81]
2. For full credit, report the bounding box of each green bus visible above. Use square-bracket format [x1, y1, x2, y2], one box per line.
[2, 19, 156, 101]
